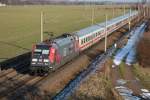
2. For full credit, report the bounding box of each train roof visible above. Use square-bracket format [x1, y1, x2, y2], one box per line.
[74, 11, 138, 38]
[54, 36, 73, 46]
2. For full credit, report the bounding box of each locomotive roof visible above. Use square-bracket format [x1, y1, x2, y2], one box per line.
[74, 11, 138, 38]
[54, 36, 73, 46]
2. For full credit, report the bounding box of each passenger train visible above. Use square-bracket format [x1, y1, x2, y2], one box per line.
[30, 11, 139, 73]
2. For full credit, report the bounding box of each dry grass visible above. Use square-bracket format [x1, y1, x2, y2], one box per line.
[137, 32, 150, 67]
[133, 64, 150, 89]
[135, 20, 150, 89]
[118, 62, 125, 78]
[137, 21, 150, 67]
[69, 73, 113, 100]
[69, 60, 115, 100]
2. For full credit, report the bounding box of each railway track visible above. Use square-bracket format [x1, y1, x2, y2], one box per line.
[0, 52, 53, 99]
[0, 52, 39, 99]
[2, 76, 45, 100]
[0, 54, 31, 84]
[0, 52, 31, 78]
[0, 73, 46, 99]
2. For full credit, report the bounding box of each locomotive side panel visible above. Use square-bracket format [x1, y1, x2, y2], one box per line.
[50, 36, 79, 71]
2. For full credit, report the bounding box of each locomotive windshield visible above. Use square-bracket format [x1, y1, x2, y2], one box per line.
[36, 45, 49, 50]
[33, 45, 50, 57]
[31, 44, 51, 67]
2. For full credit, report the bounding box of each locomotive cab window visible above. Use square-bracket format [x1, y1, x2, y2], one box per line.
[33, 45, 50, 56]
[42, 50, 49, 55]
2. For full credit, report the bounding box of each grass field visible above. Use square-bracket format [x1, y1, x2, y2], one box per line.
[0, 5, 125, 61]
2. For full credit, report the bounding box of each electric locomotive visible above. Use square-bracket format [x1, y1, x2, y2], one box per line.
[31, 34, 79, 73]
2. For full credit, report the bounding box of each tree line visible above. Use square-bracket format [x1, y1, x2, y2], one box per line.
[0, 0, 140, 5]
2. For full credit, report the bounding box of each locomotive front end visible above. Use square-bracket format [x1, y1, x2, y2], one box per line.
[30, 43, 54, 73]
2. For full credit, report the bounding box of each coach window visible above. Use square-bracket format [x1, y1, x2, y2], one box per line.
[81, 39, 84, 45]
[82, 39, 84, 44]
[99, 32, 101, 35]
[96, 33, 98, 36]
[86, 37, 88, 42]
[88, 36, 90, 41]
[88, 37, 89, 41]
[84, 38, 86, 43]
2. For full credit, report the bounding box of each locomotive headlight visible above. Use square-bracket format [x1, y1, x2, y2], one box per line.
[50, 66, 53, 69]
[32, 62, 36, 65]
[45, 63, 49, 65]
[32, 59, 37, 62]
[44, 59, 49, 62]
